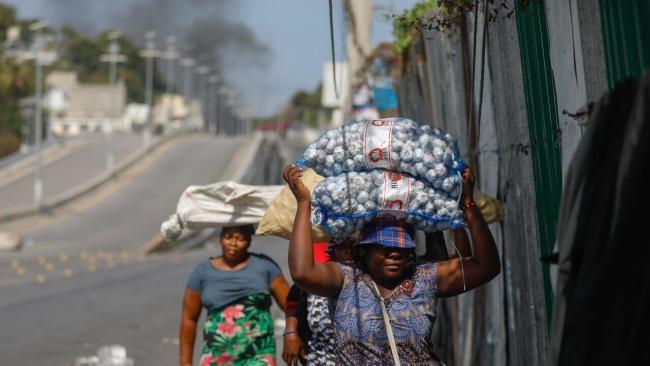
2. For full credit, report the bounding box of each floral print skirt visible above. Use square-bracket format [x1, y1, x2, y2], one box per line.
[200, 293, 276, 366]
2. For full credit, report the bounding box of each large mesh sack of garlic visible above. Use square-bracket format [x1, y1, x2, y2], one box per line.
[310, 170, 464, 238]
[296, 117, 466, 193]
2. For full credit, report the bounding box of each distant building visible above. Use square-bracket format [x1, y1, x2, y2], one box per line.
[152, 94, 190, 132]
[321, 62, 349, 127]
[45, 71, 126, 136]
[122, 103, 149, 132]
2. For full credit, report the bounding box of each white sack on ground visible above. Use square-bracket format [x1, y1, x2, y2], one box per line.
[161, 182, 284, 241]
[296, 117, 466, 192]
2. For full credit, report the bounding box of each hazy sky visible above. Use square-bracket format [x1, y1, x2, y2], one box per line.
[4, 0, 419, 117]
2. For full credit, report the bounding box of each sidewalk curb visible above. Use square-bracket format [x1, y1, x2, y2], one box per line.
[0, 133, 186, 224]
[144, 132, 268, 254]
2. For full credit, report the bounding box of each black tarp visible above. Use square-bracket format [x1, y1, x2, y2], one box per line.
[552, 71, 650, 365]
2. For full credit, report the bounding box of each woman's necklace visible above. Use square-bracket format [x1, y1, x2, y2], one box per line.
[372, 277, 415, 299]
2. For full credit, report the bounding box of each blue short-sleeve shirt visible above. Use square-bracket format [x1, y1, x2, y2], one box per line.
[186, 253, 282, 310]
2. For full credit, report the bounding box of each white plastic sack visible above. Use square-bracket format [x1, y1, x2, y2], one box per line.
[296, 117, 466, 191]
[311, 170, 464, 238]
[161, 181, 284, 241]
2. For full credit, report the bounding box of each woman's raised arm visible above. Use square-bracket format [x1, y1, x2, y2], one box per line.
[283, 166, 343, 297]
[436, 168, 501, 297]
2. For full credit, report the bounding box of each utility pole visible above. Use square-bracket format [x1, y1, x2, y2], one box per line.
[195, 65, 210, 132]
[226, 93, 237, 135]
[163, 36, 178, 95]
[208, 74, 219, 135]
[179, 57, 195, 130]
[30, 20, 47, 211]
[217, 86, 228, 136]
[100, 31, 126, 174]
[139, 31, 158, 145]
[160, 36, 178, 126]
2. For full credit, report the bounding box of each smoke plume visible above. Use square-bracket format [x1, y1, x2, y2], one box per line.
[12, 0, 270, 74]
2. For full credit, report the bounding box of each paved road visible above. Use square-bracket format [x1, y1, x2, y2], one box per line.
[0, 134, 143, 212]
[0, 134, 267, 365]
[0, 238, 290, 366]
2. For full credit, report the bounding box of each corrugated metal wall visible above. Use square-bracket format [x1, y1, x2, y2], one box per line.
[599, 0, 650, 88]
[396, 1, 551, 364]
[392, 0, 650, 363]
[514, 0, 562, 324]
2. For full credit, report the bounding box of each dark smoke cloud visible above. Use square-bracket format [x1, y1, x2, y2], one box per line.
[12, 0, 270, 74]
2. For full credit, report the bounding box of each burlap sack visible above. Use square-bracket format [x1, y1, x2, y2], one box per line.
[256, 169, 331, 241]
[474, 189, 505, 224]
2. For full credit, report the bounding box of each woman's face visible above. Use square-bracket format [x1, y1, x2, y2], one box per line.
[220, 228, 251, 263]
[365, 245, 413, 282]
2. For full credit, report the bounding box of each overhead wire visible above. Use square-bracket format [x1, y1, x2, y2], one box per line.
[329, 0, 339, 99]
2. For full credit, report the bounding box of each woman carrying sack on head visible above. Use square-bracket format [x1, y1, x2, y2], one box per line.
[179, 224, 290, 366]
[282, 165, 500, 366]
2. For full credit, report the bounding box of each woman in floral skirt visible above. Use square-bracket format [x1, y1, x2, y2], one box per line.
[179, 224, 290, 366]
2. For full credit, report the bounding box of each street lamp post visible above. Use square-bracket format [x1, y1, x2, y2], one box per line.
[208, 74, 219, 135]
[217, 86, 228, 136]
[179, 58, 195, 130]
[30, 20, 47, 211]
[100, 31, 126, 174]
[160, 36, 179, 126]
[139, 31, 158, 145]
[163, 36, 178, 95]
[226, 93, 237, 135]
[195, 65, 210, 132]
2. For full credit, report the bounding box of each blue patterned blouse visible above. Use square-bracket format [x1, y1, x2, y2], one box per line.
[329, 262, 441, 366]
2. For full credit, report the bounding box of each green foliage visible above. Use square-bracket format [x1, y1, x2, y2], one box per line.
[0, 60, 33, 155]
[57, 27, 163, 103]
[290, 83, 323, 128]
[392, 0, 437, 54]
[290, 85, 322, 109]
[392, 0, 491, 54]
[0, 4, 17, 43]
[0, 3, 171, 156]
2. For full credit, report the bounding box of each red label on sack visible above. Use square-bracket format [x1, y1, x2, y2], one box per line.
[363, 118, 396, 170]
[387, 200, 404, 210]
[378, 171, 411, 220]
[369, 148, 384, 162]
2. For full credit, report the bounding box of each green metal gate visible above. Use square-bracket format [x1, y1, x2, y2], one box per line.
[599, 0, 650, 88]
[515, 0, 562, 326]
